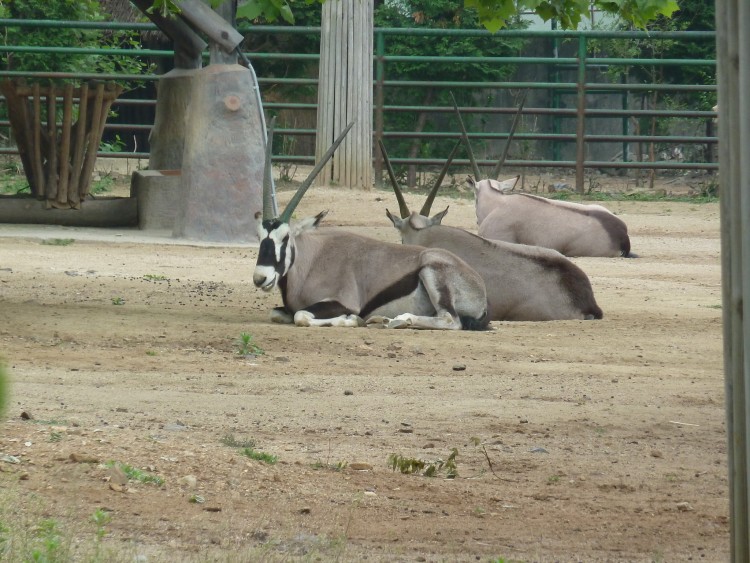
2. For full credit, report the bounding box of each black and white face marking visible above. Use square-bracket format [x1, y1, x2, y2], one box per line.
[253, 219, 295, 292]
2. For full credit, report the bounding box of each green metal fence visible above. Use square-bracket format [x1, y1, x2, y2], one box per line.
[0, 19, 717, 182]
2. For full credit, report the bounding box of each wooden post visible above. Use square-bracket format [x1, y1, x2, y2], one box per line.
[316, 0, 373, 189]
[716, 0, 750, 558]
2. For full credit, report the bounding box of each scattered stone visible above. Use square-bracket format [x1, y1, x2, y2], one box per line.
[530, 447, 549, 454]
[398, 427, 414, 434]
[164, 423, 188, 432]
[109, 482, 128, 493]
[299, 507, 311, 514]
[1, 454, 20, 464]
[349, 463, 373, 471]
[422, 443, 435, 449]
[676, 501, 694, 512]
[69, 453, 99, 464]
[650, 450, 663, 458]
[275, 356, 290, 363]
[344, 390, 353, 396]
[203, 506, 222, 512]
[355, 345, 373, 356]
[452, 364, 466, 371]
[180, 475, 198, 488]
[108, 465, 128, 486]
[115, 407, 128, 413]
[364, 491, 377, 497]
[20, 410, 33, 420]
[64, 270, 79, 276]
[19, 473, 30, 481]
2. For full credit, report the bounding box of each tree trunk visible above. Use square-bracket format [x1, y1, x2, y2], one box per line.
[406, 90, 434, 188]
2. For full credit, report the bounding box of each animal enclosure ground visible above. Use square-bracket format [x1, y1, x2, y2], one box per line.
[0, 180, 728, 562]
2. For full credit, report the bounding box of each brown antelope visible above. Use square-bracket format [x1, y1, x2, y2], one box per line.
[379, 140, 603, 321]
[253, 122, 489, 330]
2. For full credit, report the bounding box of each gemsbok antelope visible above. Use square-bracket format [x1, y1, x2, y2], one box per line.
[253, 122, 490, 330]
[452, 102, 632, 258]
[379, 140, 603, 321]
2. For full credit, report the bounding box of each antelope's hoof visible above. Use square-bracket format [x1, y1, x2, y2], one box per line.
[294, 311, 314, 327]
[366, 315, 390, 328]
[387, 318, 410, 329]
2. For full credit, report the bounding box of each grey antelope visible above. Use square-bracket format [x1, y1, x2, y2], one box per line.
[379, 140, 603, 321]
[452, 102, 632, 258]
[252, 122, 489, 330]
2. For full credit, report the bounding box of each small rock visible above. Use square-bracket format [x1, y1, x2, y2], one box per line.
[354, 345, 373, 357]
[299, 507, 311, 514]
[422, 443, 435, 449]
[1, 454, 20, 464]
[530, 447, 549, 454]
[20, 410, 33, 420]
[115, 407, 128, 413]
[452, 364, 466, 371]
[164, 423, 188, 432]
[676, 502, 694, 512]
[109, 482, 128, 493]
[398, 427, 413, 434]
[343, 390, 353, 396]
[108, 465, 128, 486]
[364, 491, 377, 497]
[180, 475, 198, 488]
[275, 356, 290, 363]
[349, 463, 373, 471]
[19, 473, 30, 481]
[69, 453, 99, 464]
[650, 450, 663, 458]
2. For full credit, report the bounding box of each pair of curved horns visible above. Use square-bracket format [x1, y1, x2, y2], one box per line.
[451, 89, 528, 182]
[262, 120, 355, 222]
[378, 139, 460, 219]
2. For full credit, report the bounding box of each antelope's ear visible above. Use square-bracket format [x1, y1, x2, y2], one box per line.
[385, 208, 405, 229]
[488, 175, 520, 194]
[466, 176, 477, 192]
[292, 210, 328, 236]
[429, 206, 449, 226]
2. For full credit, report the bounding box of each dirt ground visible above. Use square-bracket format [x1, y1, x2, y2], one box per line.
[0, 173, 728, 562]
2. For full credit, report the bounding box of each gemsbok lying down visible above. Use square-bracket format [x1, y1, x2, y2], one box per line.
[379, 140, 603, 321]
[452, 103, 632, 258]
[252, 122, 489, 330]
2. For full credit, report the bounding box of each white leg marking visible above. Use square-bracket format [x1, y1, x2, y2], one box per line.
[294, 311, 364, 328]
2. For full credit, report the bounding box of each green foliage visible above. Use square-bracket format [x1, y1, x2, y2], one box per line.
[237, 332, 264, 356]
[110, 296, 125, 305]
[388, 448, 458, 478]
[2, 0, 152, 89]
[240, 447, 278, 464]
[0, 360, 7, 419]
[40, 238, 74, 246]
[105, 461, 164, 486]
[221, 434, 256, 449]
[465, 0, 678, 32]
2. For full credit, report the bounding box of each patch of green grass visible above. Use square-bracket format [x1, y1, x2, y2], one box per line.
[105, 461, 164, 486]
[547, 474, 561, 484]
[240, 447, 277, 465]
[221, 434, 256, 449]
[41, 238, 75, 246]
[48, 431, 63, 443]
[549, 190, 719, 204]
[143, 274, 167, 281]
[145, 350, 157, 356]
[312, 460, 348, 472]
[701, 303, 722, 309]
[90, 175, 115, 194]
[388, 448, 458, 478]
[111, 297, 125, 306]
[237, 332, 264, 356]
[0, 176, 30, 195]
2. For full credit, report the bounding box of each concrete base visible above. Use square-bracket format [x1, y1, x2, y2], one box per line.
[0, 195, 137, 227]
[130, 169, 180, 231]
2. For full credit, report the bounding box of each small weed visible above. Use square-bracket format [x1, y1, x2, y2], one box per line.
[41, 238, 75, 246]
[31, 518, 65, 562]
[312, 460, 348, 472]
[388, 448, 458, 478]
[145, 350, 157, 356]
[143, 274, 167, 281]
[90, 174, 115, 194]
[99, 134, 125, 153]
[701, 303, 722, 309]
[111, 297, 125, 305]
[91, 508, 111, 542]
[240, 447, 277, 465]
[48, 431, 63, 443]
[0, 176, 30, 194]
[189, 494, 205, 504]
[547, 474, 561, 484]
[237, 332, 264, 356]
[221, 434, 256, 449]
[105, 461, 164, 486]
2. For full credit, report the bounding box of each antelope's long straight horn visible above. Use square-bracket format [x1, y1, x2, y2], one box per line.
[262, 116, 276, 221]
[277, 121, 354, 223]
[378, 139, 411, 219]
[420, 140, 460, 217]
[492, 89, 528, 180]
[450, 91, 481, 181]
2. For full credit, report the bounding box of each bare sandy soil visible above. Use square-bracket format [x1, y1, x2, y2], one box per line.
[0, 178, 727, 562]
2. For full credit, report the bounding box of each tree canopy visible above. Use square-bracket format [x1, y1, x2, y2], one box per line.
[146, 0, 679, 32]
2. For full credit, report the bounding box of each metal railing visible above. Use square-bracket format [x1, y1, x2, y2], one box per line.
[0, 19, 717, 182]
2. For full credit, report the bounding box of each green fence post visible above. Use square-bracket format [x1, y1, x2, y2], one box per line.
[575, 34, 586, 193]
[374, 30, 385, 187]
